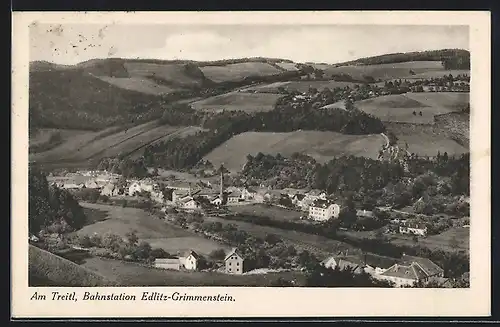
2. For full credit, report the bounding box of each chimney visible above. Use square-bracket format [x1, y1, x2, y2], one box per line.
[220, 166, 224, 199]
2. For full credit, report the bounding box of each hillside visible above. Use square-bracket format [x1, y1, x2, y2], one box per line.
[204, 131, 386, 172]
[336, 49, 470, 67]
[29, 244, 116, 286]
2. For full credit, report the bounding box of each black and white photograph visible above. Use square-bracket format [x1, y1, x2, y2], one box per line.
[12, 11, 490, 318]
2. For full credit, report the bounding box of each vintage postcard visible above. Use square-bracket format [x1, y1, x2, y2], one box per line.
[11, 11, 491, 318]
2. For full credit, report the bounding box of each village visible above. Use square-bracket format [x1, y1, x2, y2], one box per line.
[39, 165, 468, 288]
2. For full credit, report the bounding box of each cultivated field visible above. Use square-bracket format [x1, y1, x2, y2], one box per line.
[385, 121, 469, 157]
[387, 227, 469, 252]
[95, 76, 182, 95]
[275, 62, 299, 71]
[402, 69, 470, 79]
[244, 80, 358, 93]
[29, 129, 95, 153]
[29, 245, 116, 287]
[315, 61, 446, 81]
[30, 126, 122, 163]
[355, 94, 458, 124]
[200, 62, 282, 83]
[190, 92, 283, 113]
[321, 100, 347, 110]
[122, 62, 206, 87]
[81, 256, 306, 286]
[228, 204, 303, 221]
[77, 203, 226, 256]
[204, 131, 386, 171]
[403, 92, 469, 111]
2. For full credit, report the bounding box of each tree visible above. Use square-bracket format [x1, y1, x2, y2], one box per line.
[209, 248, 227, 261]
[125, 230, 139, 246]
[135, 241, 152, 260]
[78, 235, 93, 248]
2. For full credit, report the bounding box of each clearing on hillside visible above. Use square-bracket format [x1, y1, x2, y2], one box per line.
[81, 256, 307, 286]
[200, 62, 282, 83]
[275, 62, 299, 71]
[121, 62, 208, 88]
[316, 61, 446, 81]
[29, 245, 116, 287]
[94, 76, 182, 95]
[385, 119, 469, 157]
[355, 94, 458, 124]
[77, 203, 226, 256]
[29, 129, 96, 153]
[403, 92, 469, 111]
[204, 131, 386, 172]
[402, 69, 470, 79]
[30, 126, 122, 163]
[245, 80, 358, 93]
[190, 92, 283, 113]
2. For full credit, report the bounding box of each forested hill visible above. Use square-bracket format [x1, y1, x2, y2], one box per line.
[337, 49, 470, 69]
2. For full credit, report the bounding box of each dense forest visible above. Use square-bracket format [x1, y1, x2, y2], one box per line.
[144, 101, 385, 170]
[241, 152, 470, 197]
[29, 165, 87, 234]
[338, 49, 470, 68]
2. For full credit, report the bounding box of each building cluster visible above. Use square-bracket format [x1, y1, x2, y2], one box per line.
[320, 252, 448, 287]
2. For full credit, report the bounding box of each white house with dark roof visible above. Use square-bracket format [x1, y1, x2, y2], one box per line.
[399, 222, 428, 236]
[308, 199, 341, 221]
[377, 254, 444, 287]
[224, 248, 246, 274]
[179, 250, 200, 271]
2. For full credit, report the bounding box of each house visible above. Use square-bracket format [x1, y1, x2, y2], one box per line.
[320, 255, 364, 274]
[399, 222, 428, 236]
[28, 234, 39, 242]
[155, 258, 181, 271]
[361, 253, 399, 275]
[179, 250, 200, 271]
[85, 180, 100, 189]
[378, 255, 444, 287]
[226, 189, 243, 204]
[224, 248, 246, 274]
[179, 197, 199, 210]
[62, 183, 83, 189]
[308, 199, 341, 221]
[128, 181, 142, 196]
[101, 183, 120, 197]
[210, 197, 223, 206]
[240, 187, 257, 201]
[291, 193, 306, 206]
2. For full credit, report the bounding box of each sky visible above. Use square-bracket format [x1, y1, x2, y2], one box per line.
[30, 24, 469, 65]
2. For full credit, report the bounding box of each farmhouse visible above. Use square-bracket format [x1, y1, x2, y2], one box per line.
[179, 197, 200, 210]
[308, 199, 341, 221]
[84, 180, 100, 189]
[155, 258, 181, 271]
[128, 181, 142, 196]
[100, 183, 120, 197]
[320, 256, 364, 274]
[224, 248, 246, 275]
[399, 222, 428, 236]
[378, 255, 444, 287]
[179, 250, 200, 271]
[226, 189, 243, 204]
[357, 210, 374, 218]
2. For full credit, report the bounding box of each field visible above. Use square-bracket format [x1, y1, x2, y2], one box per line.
[31, 121, 202, 165]
[122, 62, 207, 88]
[29, 128, 95, 153]
[228, 204, 303, 221]
[95, 76, 182, 95]
[244, 80, 358, 93]
[81, 256, 306, 286]
[204, 216, 359, 260]
[355, 94, 460, 124]
[275, 62, 299, 71]
[315, 61, 446, 81]
[30, 126, 122, 163]
[29, 244, 116, 286]
[77, 203, 226, 256]
[321, 100, 347, 110]
[402, 69, 470, 79]
[190, 92, 283, 113]
[200, 62, 282, 83]
[204, 131, 386, 171]
[403, 92, 469, 111]
[388, 227, 469, 252]
[385, 120, 469, 157]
